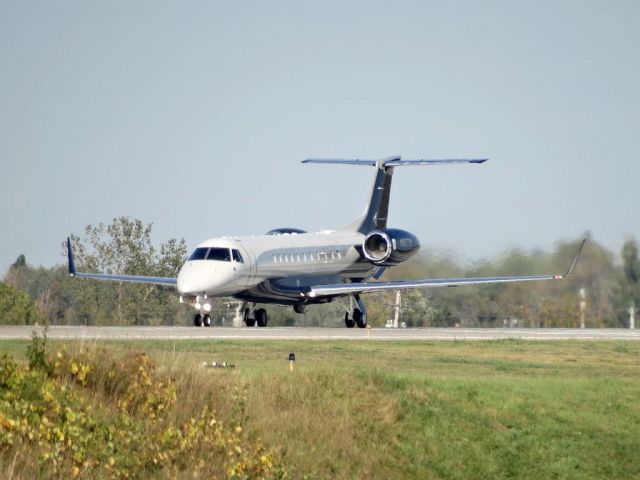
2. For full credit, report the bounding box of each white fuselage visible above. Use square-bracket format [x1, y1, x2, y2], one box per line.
[176, 230, 370, 298]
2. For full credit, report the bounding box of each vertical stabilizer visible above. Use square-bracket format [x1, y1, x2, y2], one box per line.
[302, 156, 487, 234]
[354, 160, 396, 233]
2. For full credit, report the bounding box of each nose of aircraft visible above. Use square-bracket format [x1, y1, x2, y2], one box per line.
[177, 261, 234, 295]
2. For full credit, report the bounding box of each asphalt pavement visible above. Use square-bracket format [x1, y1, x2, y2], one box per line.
[1, 325, 639, 341]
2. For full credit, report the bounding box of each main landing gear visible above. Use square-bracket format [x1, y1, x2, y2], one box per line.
[242, 303, 268, 327]
[344, 294, 367, 329]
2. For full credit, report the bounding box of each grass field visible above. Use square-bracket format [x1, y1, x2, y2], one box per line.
[2, 337, 640, 479]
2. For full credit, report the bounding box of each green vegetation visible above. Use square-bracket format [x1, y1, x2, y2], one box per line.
[2, 337, 640, 479]
[0, 334, 283, 479]
[3, 217, 189, 326]
[0, 282, 40, 326]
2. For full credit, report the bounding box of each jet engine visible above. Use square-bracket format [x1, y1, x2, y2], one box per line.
[361, 228, 420, 266]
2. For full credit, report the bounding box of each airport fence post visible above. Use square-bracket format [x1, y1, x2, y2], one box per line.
[579, 288, 587, 329]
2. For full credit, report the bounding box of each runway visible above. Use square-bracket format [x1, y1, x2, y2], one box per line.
[1, 325, 639, 341]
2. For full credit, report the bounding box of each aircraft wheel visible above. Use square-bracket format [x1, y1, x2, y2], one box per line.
[344, 312, 356, 328]
[243, 308, 255, 327]
[203, 314, 212, 327]
[354, 309, 367, 329]
[256, 308, 268, 327]
[293, 304, 306, 314]
[194, 313, 203, 327]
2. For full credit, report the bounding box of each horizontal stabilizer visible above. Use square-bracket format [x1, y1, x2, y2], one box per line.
[384, 158, 487, 166]
[302, 157, 487, 167]
[305, 155, 488, 233]
[302, 159, 378, 166]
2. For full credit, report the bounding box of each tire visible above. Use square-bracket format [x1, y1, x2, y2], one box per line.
[203, 314, 212, 327]
[194, 313, 203, 327]
[244, 308, 255, 327]
[293, 304, 306, 314]
[345, 312, 356, 328]
[354, 309, 367, 329]
[256, 308, 268, 327]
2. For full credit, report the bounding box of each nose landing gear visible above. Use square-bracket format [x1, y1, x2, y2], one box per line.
[192, 296, 212, 327]
[194, 313, 212, 327]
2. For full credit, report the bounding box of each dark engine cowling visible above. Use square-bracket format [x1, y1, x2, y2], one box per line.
[362, 228, 420, 266]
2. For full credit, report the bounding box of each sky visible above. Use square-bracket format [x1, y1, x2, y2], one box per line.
[1, 0, 639, 272]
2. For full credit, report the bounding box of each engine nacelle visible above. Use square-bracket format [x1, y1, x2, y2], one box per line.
[362, 228, 420, 266]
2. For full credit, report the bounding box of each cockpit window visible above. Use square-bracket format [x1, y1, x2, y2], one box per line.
[189, 247, 232, 262]
[232, 249, 244, 263]
[189, 248, 208, 261]
[206, 248, 231, 261]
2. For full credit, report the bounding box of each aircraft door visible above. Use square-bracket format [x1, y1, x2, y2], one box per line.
[237, 244, 257, 287]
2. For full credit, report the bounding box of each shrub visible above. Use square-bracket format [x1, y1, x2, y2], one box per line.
[0, 333, 285, 479]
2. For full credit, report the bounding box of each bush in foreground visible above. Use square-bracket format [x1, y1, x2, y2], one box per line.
[0, 333, 284, 479]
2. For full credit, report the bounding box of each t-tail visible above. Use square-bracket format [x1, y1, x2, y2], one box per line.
[302, 156, 487, 233]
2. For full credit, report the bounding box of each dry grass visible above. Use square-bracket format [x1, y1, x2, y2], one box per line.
[3, 338, 640, 479]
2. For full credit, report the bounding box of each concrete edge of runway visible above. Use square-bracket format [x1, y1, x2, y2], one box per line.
[1, 325, 639, 341]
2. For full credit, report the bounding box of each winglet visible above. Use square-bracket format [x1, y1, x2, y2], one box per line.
[67, 237, 76, 277]
[564, 238, 587, 278]
[554, 238, 587, 279]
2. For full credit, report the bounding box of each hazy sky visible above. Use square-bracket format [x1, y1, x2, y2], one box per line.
[1, 1, 639, 272]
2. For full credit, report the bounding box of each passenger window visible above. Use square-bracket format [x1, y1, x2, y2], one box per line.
[232, 249, 244, 263]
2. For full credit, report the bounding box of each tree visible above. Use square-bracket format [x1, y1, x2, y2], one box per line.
[622, 238, 640, 283]
[615, 237, 640, 327]
[12, 255, 26, 269]
[0, 282, 40, 325]
[67, 217, 188, 325]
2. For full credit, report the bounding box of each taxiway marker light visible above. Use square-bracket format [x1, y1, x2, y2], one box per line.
[288, 352, 296, 372]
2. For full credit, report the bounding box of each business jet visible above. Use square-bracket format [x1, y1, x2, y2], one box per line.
[67, 157, 585, 328]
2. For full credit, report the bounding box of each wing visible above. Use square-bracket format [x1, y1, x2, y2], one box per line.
[304, 240, 586, 298]
[67, 237, 178, 287]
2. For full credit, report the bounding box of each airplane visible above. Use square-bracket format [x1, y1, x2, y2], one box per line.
[66, 156, 586, 328]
